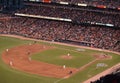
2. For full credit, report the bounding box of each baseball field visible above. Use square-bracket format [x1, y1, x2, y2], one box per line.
[0, 35, 120, 83]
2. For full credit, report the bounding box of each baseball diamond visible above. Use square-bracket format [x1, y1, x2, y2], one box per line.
[0, 35, 120, 83]
[0, 0, 120, 83]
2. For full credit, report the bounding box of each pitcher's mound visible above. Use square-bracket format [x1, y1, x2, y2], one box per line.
[61, 55, 73, 60]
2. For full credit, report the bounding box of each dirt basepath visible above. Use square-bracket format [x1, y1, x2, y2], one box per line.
[2, 44, 77, 78]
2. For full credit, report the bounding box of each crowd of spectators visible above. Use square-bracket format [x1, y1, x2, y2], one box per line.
[0, 15, 120, 52]
[16, 4, 120, 27]
[0, 2, 120, 52]
[54, 0, 120, 8]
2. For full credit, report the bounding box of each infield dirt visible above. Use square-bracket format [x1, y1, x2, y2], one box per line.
[2, 44, 78, 78]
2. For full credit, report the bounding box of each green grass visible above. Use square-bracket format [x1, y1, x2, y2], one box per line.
[0, 36, 120, 83]
[0, 36, 58, 83]
[32, 48, 94, 68]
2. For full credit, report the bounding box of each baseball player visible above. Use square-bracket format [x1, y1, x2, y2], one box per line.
[63, 65, 66, 69]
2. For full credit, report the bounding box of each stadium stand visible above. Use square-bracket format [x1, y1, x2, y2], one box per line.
[16, 4, 120, 27]
[0, 1, 120, 53]
[0, 16, 120, 52]
[53, 0, 120, 8]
